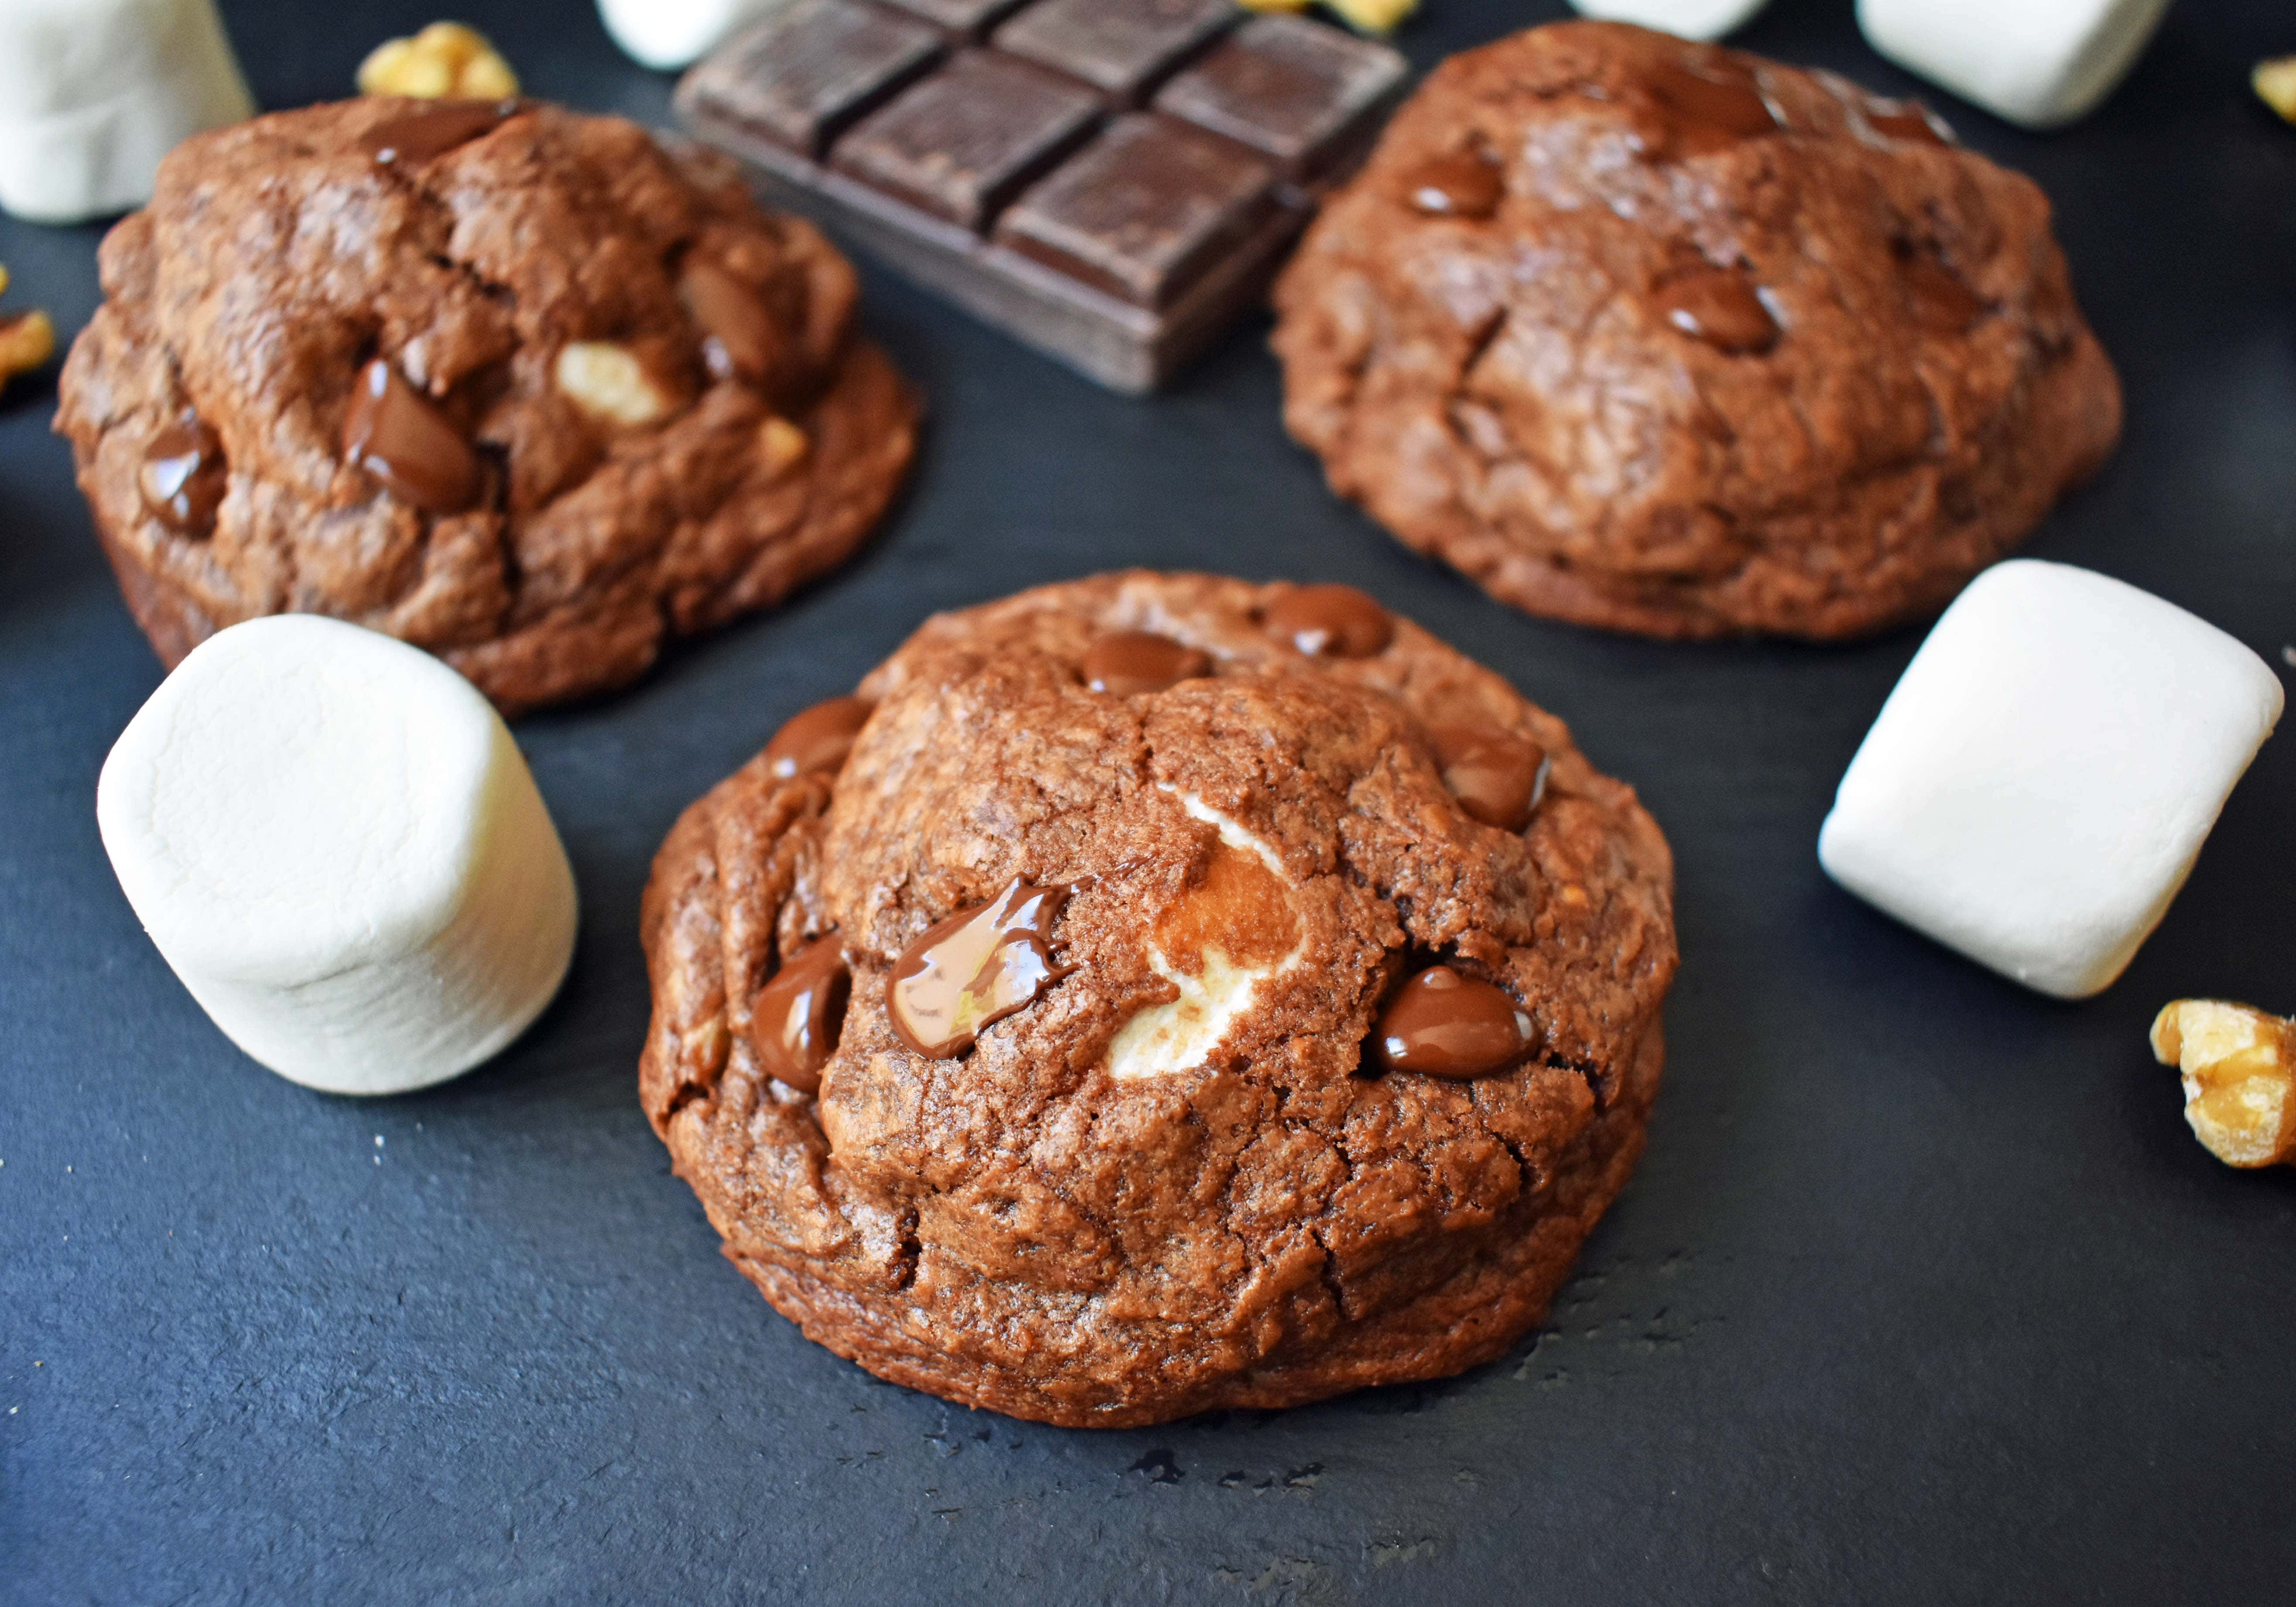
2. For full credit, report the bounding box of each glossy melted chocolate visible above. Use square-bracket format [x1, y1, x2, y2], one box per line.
[681, 259, 784, 386]
[342, 359, 483, 514]
[1643, 61, 1776, 158]
[752, 936, 851, 1094]
[1654, 269, 1779, 355]
[1263, 583, 1392, 658]
[889, 878, 1071, 1059]
[1427, 725, 1550, 833]
[1401, 152, 1503, 219]
[1373, 964, 1535, 1080]
[139, 419, 226, 535]
[360, 99, 516, 166]
[1083, 630, 1211, 696]
[764, 696, 875, 781]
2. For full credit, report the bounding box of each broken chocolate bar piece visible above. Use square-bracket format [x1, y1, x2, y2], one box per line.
[1155, 14, 1408, 184]
[705, 0, 943, 158]
[678, 0, 1407, 392]
[877, 0, 1030, 38]
[832, 50, 1102, 228]
[993, 113, 1275, 308]
[995, 0, 1238, 106]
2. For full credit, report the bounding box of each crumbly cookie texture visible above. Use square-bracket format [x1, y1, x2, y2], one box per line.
[57, 98, 917, 714]
[640, 571, 1677, 1427]
[1271, 21, 2123, 641]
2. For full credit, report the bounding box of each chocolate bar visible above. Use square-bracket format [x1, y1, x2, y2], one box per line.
[677, 0, 1407, 392]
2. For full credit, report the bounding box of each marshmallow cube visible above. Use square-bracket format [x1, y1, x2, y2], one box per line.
[1567, 0, 1772, 42]
[1857, 0, 2172, 130]
[0, 0, 255, 224]
[98, 617, 578, 1096]
[599, 0, 788, 71]
[1819, 562, 2283, 1000]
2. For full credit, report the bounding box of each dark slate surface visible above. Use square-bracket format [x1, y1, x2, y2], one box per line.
[3, 1, 2292, 1601]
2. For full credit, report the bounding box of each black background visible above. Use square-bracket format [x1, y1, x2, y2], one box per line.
[3, 1, 2292, 1602]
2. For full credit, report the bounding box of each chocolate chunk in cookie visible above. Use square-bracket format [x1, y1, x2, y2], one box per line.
[638, 571, 1677, 1426]
[1272, 22, 2123, 641]
[58, 98, 919, 713]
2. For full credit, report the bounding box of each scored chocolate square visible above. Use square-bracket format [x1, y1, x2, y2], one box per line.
[992, 113, 1275, 309]
[832, 50, 1105, 230]
[687, 0, 944, 159]
[993, 0, 1238, 106]
[875, 0, 1031, 38]
[1153, 14, 1409, 184]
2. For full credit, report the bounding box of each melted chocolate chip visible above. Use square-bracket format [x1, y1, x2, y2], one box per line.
[1374, 965, 1535, 1080]
[1645, 60, 1776, 158]
[360, 99, 516, 165]
[1263, 584, 1392, 658]
[889, 878, 1071, 1059]
[1900, 254, 1981, 335]
[1427, 725, 1549, 833]
[342, 359, 483, 514]
[681, 258, 784, 386]
[138, 418, 226, 535]
[764, 695, 874, 781]
[1402, 153, 1503, 219]
[1083, 631, 1211, 696]
[1654, 269, 1779, 355]
[752, 935, 850, 1094]
[1867, 104, 1947, 147]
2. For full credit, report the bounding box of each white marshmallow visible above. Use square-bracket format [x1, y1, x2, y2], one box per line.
[1105, 792, 1306, 1080]
[599, 0, 790, 71]
[1567, 0, 1771, 43]
[1819, 562, 2282, 1000]
[0, 0, 254, 224]
[1856, 0, 2172, 130]
[97, 617, 578, 1096]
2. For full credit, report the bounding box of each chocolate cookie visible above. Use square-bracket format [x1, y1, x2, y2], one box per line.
[639, 572, 1676, 1426]
[1270, 22, 2123, 641]
[56, 98, 918, 713]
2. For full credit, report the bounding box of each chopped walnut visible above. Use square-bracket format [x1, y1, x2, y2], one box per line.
[555, 341, 672, 427]
[2150, 999, 2296, 1169]
[0, 266, 55, 393]
[2255, 57, 2296, 123]
[758, 416, 810, 480]
[1239, 0, 1413, 32]
[1327, 0, 1415, 32]
[357, 22, 519, 100]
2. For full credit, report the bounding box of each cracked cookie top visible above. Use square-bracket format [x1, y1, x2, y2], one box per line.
[1271, 21, 2122, 641]
[57, 97, 917, 712]
[640, 571, 1677, 1426]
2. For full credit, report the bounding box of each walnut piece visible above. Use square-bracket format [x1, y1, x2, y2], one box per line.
[0, 266, 55, 392]
[554, 341, 672, 427]
[2255, 57, 2296, 123]
[357, 22, 519, 100]
[2150, 999, 2296, 1169]
[1238, 0, 1414, 32]
[758, 416, 810, 480]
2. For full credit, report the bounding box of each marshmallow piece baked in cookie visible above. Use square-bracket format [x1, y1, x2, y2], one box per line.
[56, 97, 917, 714]
[639, 572, 1677, 1427]
[1819, 562, 2282, 1000]
[1271, 22, 2122, 641]
[0, 0, 254, 224]
[1567, 0, 1769, 43]
[599, 0, 787, 70]
[1858, 0, 2171, 131]
[97, 616, 578, 1095]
